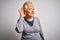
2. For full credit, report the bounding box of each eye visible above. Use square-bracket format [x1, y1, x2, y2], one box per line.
[28, 8, 31, 10]
[28, 8, 35, 10]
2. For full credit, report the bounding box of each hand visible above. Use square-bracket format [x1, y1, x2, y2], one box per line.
[18, 8, 25, 17]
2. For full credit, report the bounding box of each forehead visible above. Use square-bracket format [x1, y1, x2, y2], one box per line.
[24, 3, 34, 9]
[27, 3, 34, 8]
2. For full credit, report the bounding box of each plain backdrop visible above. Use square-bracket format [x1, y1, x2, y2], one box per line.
[0, 0, 60, 40]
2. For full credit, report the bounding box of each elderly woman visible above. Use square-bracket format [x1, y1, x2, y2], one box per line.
[15, 1, 44, 40]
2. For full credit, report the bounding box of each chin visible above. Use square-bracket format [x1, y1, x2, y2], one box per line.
[29, 14, 34, 17]
[31, 15, 34, 17]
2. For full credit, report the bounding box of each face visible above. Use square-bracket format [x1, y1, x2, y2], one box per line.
[24, 3, 35, 17]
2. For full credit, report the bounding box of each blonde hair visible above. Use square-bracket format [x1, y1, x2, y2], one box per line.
[23, 1, 33, 9]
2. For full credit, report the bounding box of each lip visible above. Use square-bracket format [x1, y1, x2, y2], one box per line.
[32, 12, 34, 14]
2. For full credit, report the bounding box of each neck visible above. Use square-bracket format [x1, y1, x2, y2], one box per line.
[24, 16, 34, 21]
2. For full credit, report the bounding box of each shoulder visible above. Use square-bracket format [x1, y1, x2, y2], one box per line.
[34, 16, 40, 23]
[17, 17, 24, 23]
[34, 16, 39, 20]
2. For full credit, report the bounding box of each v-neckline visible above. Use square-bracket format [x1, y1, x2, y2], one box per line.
[24, 17, 35, 27]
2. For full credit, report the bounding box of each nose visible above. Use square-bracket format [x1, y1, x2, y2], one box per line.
[32, 9, 34, 12]
[32, 10, 33, 12]
[32, 8, 34, 12]
[31, 10, 34, 14]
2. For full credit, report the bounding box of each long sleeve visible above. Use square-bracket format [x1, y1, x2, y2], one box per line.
[37, 17, 45, 40]
[15, 17, 24, 33]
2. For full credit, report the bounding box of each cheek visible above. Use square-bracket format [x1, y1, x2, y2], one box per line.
[28, 10, 33, 14]
[26, 10, 30, 13]
[26, 10, 34, 15]
[27, 10, 31, 13]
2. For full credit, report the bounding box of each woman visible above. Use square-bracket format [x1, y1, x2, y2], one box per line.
[15, 1, 44, 40]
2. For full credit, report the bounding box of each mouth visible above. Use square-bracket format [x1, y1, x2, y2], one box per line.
[32, 12, 34, 14]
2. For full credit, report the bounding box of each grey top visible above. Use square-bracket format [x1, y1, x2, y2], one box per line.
[24, 17, 34, 26]
[15, 17, 44, 40]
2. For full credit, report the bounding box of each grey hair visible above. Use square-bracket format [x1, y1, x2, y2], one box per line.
[23, 1, 33, 9]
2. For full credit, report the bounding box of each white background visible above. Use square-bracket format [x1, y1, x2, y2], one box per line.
[0, 0, 60, 40]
